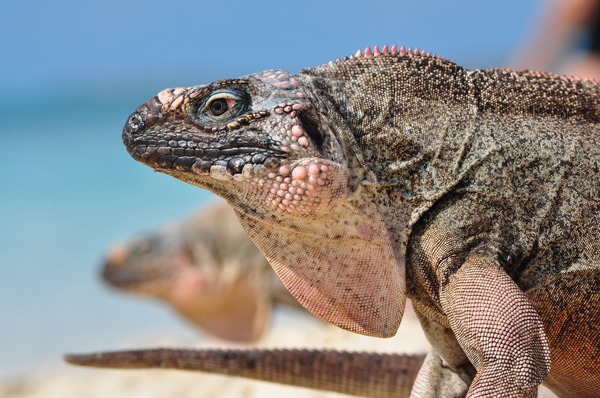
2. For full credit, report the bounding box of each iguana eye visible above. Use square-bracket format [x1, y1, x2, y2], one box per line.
[202, 91, 245, 121]
[194, 87, 250, 124]
[208, 98, 230, 116]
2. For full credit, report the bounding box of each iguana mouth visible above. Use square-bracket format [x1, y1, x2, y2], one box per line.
[123, 103, 285, 178]
[102, 260, 172, 289]
[127, 140, 283, 176]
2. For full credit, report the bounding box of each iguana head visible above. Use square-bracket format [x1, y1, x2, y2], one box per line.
[123, 70, 347, 216]
[123, 64, 406, 337]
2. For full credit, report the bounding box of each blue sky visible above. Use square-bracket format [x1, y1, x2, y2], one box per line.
[1, 0, 542, 97]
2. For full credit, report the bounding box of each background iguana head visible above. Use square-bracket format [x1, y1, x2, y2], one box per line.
[121, 48, 423, 337]
[101, 202, 298, 343]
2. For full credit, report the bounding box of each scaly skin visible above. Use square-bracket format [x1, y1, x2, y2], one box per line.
[70, 45, 599, 397]
[65, 349, 425, 398]
[102, 201, 300, 342]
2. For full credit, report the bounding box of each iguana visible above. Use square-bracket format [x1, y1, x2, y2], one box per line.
[102, 200, 301, 342]
[67, 45, 599, 397]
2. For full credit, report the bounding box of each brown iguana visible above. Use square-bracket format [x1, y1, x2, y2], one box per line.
[67, 45, 599, 397]
[103, 200, 301, 342]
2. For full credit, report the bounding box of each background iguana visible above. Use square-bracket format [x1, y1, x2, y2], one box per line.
[103, 200, 300, 342]
[67, 45, 599, 397]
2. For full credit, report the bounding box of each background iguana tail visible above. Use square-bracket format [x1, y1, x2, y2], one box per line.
[65, 348, 424, 398]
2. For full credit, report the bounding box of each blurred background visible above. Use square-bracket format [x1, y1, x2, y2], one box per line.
[0, 0, 598, 395]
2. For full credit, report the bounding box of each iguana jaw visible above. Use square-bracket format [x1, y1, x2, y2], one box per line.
[122, 98, 286, 184]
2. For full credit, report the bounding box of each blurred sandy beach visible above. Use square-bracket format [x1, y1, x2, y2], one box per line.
[0, 306, 557, 397]
[0, 307, 429, 398]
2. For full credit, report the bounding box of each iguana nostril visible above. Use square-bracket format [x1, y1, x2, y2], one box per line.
[124, 96, 164, 136]
[127, 112, 145, 133]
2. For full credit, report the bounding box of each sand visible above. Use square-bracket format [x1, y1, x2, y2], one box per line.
[0, 306, 557, 397]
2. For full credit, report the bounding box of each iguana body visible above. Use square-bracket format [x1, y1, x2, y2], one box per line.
[103, 201, 299, 342]
[70, 45, 599, 397]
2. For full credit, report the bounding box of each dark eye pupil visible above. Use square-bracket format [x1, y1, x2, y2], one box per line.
[209, 98, 229, 116]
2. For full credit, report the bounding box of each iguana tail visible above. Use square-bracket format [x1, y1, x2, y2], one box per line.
[65, 348, 424, 398]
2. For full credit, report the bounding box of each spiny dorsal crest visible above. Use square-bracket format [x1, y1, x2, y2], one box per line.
[326, 44, 598, 83]
[328, 44, 450, 66]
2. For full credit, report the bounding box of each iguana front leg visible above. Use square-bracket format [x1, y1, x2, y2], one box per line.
[413, 254, 551, 397]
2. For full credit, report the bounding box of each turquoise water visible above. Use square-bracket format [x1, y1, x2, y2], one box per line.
[0, 92, 216, 375]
